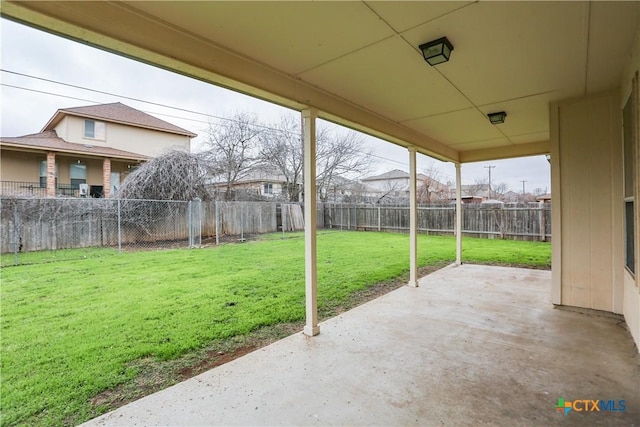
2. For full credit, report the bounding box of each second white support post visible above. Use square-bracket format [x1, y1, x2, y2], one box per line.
[408, 146, 418, 287]
[303, 109, 320, 336]
[455, 162, 463, 265]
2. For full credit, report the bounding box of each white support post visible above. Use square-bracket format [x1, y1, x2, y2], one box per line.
[408, 146, 418, 287]
[455, 162, 463, 265]
[303, 109, 320, 336]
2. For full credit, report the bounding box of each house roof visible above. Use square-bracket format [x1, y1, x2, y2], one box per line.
[41, 102, 197, 138]
[361, 169, 441, 185]
[208, 166, 289, 186]
[239, 166, 289, 183]
[361, 169, 409, 181]
[1, 130, 149, 161]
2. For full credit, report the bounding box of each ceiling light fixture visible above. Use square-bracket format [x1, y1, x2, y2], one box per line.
[419, 37, 454, 66]
[487, 111, 507, 124]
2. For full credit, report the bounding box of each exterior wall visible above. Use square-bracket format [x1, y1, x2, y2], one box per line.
[625, 274, 640, 349]
[1, 149, 136, 197]
[550, 90, 624, 313]
[363, 177, 408, 192]
[213, 181, 286, 198]
[620, 24, 640, 349]
[54, 116, 191, 157]
[0, 150, 40, 181]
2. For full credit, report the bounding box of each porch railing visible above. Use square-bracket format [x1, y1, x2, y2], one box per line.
[0, 181, 79, 197]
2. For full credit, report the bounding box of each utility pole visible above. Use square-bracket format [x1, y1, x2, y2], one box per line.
[521, 180, 527, 194]
[484, 165, 495, 199]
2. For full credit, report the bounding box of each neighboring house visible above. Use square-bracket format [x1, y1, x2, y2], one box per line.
[536, 193, 552, 203]
[361, 169, 449, 203]
[320, 176, 364, 203]
[1, 102, 196, 198]
[208, 166, 301, 201]
[448, 184, 491, 203]
[502, 190, 521, 203]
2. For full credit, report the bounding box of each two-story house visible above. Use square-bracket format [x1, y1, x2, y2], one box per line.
[1, 102, 196, 197]
[361, 169, 449, 203]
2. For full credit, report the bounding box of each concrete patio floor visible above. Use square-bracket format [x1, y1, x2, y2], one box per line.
[84, 264, 640, 426]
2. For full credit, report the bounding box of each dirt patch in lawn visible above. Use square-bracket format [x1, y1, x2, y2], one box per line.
[87, 261, 450, 418]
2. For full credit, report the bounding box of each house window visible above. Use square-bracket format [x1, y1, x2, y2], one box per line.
[263, 183, 273, 195]
[39, 160, 58, 188]
[70, 163, 87, 189]
[623, 91, 636, 275]
[84, 120, 106, 140]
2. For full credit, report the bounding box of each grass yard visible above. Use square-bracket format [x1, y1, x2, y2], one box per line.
[0, 231, 550, 426]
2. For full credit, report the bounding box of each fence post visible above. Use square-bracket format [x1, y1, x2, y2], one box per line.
[117, 199, 122, 253]
[13, 203, 19, 266]
[378, 206, 381, 231]
[240, 202, 244, 241]
[282, 203, 286, 236]
[355, 205, 358, 230]
[539, 202, 546, 242]
[215, 201, 220, 246]
[188, 200, 193, 248]
[197, 199, 202, 246]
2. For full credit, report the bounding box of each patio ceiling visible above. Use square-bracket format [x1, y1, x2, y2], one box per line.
[3, 1, 639, 163]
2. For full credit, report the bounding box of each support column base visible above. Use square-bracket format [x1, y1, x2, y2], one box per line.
[407, 280, 419, 288]
[303, 325, 320, 336]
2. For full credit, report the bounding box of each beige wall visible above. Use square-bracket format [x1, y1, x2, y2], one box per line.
[1, 149, 136, 196]
[550, 90, 624, 313]
[551, 23, 640, 352]
[625, 274, 640, 349]
[0, 150, 40, 181]
[54, 116, 191, 157]
[620, 24, 640, 349]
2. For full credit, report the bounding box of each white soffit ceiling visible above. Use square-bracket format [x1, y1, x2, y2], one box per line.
[2, 1, 639, 162]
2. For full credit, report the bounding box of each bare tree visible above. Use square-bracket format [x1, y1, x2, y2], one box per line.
[115, 151, 212, 233]
[259, 115, 372, 202]
[117, 150, 211, 201]
[203, 112, 262, 200]
[418, 164, 446, 204]
[492, 182, 509, 200]
[466, 177, 489, 198]
[258, 115, 304, 202]
[376, 180, 405, 204]
[316, 129, 372, 202]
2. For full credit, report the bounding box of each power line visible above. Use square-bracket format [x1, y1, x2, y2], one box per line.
[2, 69, 224, 121]
[1, 79, 419, 172]
[2, 69, 464, 181]
[1, 83, 98, 105]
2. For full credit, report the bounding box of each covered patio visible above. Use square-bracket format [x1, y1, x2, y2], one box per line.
[84, 264, 639, 426]
[2, 2, 639, 423]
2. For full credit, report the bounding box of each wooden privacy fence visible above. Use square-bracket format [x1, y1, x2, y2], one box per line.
[1, 198, 305, 255]
[0, 198, 195, 253]
[321, 203, 551, 241]
[1, 198, 550, 258]
[201, 202, 303, 240]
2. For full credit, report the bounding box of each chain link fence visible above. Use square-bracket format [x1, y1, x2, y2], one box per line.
[2, 197, 550, 267]
[1, 198, 204, 266]
[1, 198, 306, 266]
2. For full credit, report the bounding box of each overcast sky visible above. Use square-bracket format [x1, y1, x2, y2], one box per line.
[0, 18, 550, 193]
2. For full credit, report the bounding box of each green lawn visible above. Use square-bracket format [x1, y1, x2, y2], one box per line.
[0, 231, 550, 426]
